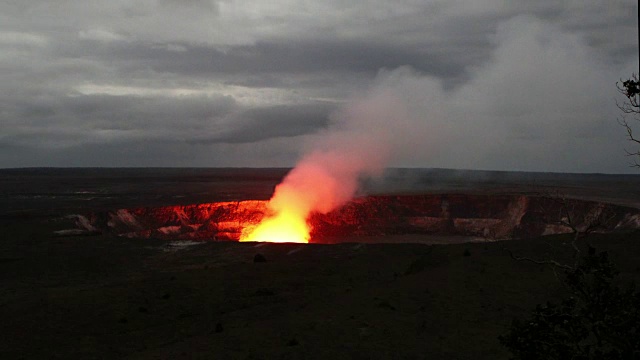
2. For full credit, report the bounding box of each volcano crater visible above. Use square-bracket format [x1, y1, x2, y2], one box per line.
[73, 194, 640, 244]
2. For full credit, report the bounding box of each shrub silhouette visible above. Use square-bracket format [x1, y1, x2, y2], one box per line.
[500, 248, 640, 359]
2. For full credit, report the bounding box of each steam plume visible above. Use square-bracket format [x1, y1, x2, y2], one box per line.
[242, 15, 626, 242]
[240, 90, 409, 242]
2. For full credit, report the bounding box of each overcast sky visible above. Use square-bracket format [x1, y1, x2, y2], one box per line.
[1, 1, 637, 172]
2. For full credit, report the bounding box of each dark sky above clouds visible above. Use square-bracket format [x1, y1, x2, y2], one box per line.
[0, 0, 637, 172]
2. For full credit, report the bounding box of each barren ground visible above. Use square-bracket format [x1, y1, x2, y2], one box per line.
[1, 168, 639, 359]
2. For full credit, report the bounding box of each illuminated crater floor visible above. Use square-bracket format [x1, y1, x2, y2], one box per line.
[72, 194, 640, 243]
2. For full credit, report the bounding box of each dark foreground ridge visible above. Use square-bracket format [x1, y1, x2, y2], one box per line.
[72, 194, 640, 242]
[2, 168, 640, 359]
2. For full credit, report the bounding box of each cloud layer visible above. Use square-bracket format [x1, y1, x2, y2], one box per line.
[0, 1, 636, 172]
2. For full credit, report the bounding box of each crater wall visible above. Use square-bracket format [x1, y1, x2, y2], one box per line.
[75, 194, 640, 242]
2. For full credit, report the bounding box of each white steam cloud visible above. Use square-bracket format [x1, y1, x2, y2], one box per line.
[243, 15, 633, 242]
[298, 15, 632, 175]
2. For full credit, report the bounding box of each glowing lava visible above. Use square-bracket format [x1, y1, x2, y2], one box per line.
[238, 88, 406, 243]
[239, 211, 310, 243]
[239, 148, 386, 243]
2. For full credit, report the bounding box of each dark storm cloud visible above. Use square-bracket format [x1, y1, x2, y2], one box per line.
[1, 92, 229, 148]
[0, 136, 303, 168]
[5, 93, 235, 131]
[193, 102, 334, 144]
[2, 90, 331, 148]
[62, 38, 465, 82]
[158, 0, 218, 10]
[206, 41, 462, 79]
[0, 0, 637, 171]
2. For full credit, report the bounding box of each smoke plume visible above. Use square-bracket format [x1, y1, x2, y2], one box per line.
[240, 89, 414, 242]
[241, 15, 633, 242]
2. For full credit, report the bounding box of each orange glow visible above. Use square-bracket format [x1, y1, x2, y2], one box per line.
[239, 210, 310, 243]
[240, 149, 376, 243]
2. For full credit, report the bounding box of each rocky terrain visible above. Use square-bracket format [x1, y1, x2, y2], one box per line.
[2, 168, 640, 359]
[76, 194, 640, 243]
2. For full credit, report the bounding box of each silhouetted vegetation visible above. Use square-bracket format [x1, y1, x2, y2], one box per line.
[617, 75, 640, 167]
[500, 247, 640, 359]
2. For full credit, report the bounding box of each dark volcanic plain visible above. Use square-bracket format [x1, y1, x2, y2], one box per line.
[1, 168, 639, 359]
